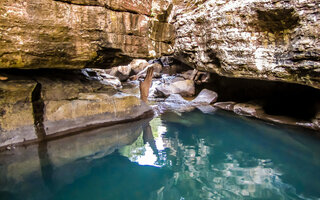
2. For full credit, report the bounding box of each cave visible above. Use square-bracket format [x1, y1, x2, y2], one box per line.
[200, 73, 320, 121]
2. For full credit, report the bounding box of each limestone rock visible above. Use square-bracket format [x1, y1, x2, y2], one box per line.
[0, 80, 38, 147]
[173, 0, 320, 89]
[155, 79, 195, 97]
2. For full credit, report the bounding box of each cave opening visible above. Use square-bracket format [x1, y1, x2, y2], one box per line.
[200, 73, 320, 121]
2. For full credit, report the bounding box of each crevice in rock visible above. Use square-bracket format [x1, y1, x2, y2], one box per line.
[32, 82, 46, 140]
[53, 0, 145, 16]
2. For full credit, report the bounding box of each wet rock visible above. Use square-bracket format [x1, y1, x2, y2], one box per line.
[214, 102, 237, 112]
[0, 80, 38, 148]
[214, 100, 320, 131]
[233, 103, 263, 117]
[155, 80, 195, 97]
[165, 94, 189, 104]
[191, 89, 218, 105]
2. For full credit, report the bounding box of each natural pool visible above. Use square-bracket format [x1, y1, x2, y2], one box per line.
[0, 109, 320, 200]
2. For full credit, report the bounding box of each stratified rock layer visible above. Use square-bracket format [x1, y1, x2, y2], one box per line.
[0, 0, 175, 69]
[173, 0, 320, 89]
[0, 80, 37, 147]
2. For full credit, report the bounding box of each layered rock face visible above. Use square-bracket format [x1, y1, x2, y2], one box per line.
[0, 72, 153, 148]
[173, 0, 320, 89]
[0, 0, 175, 69]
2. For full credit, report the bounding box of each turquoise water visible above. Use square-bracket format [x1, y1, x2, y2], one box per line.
[1, 109, 320, 200]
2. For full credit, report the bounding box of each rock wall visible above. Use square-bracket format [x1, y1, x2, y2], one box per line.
[0, 0, 175, 69]
[0, 71, 153, 148]
[173, 0, 320, 89]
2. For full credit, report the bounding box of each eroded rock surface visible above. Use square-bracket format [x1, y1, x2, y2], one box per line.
[0, 0, 175, 69]
[0, 80, 37, 147]
[0, 72, 153, 148]
[173, 0, 320, 89]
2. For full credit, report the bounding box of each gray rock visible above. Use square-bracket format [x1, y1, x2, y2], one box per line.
[191, 89, 218, 105]
[213, 102, 237, 111]
[173, 0, 320, 89]
[155, 80, 195, 97]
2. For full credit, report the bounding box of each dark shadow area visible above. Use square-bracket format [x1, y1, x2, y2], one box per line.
[256, 8, 300, 33]
[86, 47, 132, 68]
[32, 82, 46, 140]
[200, 73, 320, 121]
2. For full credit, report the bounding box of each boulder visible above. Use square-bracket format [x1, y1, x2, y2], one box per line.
[158, 90, 218, 113]
[82, 68, 122, 88]
[233, 103, 262, 117]
[191, 89, 218, 105]
[130, 59, 149, 74]
[155, 80, 195, 97]
[116, 65, 133, 81]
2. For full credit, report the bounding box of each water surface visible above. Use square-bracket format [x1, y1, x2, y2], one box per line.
[1, 109, 320, 200]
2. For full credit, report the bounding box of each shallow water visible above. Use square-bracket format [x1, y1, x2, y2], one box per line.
[1, 109, 320, 200]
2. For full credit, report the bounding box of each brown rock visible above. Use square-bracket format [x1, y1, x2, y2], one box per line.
[0, 0, 174, 69]
[0, 80, 38, 148]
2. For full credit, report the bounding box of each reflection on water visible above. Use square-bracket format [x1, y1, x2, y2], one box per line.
[1, 109, 320, 200]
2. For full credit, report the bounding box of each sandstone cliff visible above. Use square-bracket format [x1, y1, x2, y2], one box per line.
[0, 0, 175, 69]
